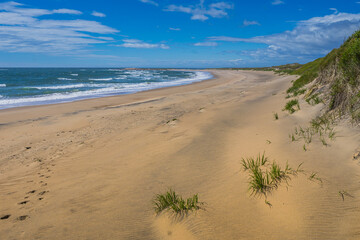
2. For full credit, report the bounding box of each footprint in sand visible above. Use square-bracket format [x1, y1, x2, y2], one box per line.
[38, 191, 48, 196]
[17, 215, 29, 221]
[27, 190, 36, 194]
[18, 200, 29, 205]
[1, 214, 11, 220]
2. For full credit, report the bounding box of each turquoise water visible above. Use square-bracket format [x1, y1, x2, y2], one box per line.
[0, 68, 212, 109]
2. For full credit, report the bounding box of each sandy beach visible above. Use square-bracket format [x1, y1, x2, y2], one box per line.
[1, 70, 360, 240]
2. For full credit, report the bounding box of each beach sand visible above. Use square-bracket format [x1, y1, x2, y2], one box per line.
[0, 70, 360, 239]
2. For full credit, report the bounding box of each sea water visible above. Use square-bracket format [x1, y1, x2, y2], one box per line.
[0, 68, 212, 109]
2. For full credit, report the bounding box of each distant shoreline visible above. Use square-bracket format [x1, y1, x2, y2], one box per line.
[0, 69, 214, 111]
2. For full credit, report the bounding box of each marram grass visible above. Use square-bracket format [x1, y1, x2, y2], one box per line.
[153, 189, 203, 215]
[241, 153, 303, 197]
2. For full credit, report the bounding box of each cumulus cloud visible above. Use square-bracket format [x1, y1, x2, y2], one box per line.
[243, 20, 260, 26]
[92, 11, 106, 17]
[118, 39, 169, 49]
[139, 0, 158, 7]
[209, 12, 360, 62]
[194, 42, 218, 46]
[164, 0, 233, 21]
[0, 1, 118, 53]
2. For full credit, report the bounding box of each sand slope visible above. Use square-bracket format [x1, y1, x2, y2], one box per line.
[0, 70, 360, 239]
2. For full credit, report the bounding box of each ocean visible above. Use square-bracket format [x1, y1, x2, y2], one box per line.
[0, 68, 212, 109]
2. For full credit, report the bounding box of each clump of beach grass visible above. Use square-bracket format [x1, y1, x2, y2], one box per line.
[289, 113, 337, 149]
[274, 112, 279, 120]
[283, 99, 300, 114]
[306, 93, 322, 106]
[153, 189, 203, 215]
[241, 153, 303, 198]
[241, 152, 268, 171]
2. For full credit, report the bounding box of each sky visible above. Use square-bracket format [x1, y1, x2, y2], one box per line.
[0, 0, 360, 68]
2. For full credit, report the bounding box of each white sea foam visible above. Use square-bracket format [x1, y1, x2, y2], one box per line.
[70, 74, 78, 76]
[58, 77, 75, 81]
[0, 84, 6, 87]
[0, 71, 213, 109]
[89, 78, 113, 81]
[32, 84, 87, 90]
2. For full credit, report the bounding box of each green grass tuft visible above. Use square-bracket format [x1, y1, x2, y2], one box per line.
[241, 153, 303, 198]
[289, 114, 337, 149]
[153, 189, 203, 215]
[241, 152, 268, 171]
[274, 112, 279, 120]
[283, 99, 300, 114]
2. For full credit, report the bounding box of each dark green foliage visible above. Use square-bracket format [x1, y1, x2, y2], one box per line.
[287, 30, 360, 119]
[153, 189, 203, 214]
[287, 58, 324, 94]
[329, 79, 345, 110]
[339, 36, 360, 86]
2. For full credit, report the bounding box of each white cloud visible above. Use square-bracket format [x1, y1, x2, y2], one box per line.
[139, 0, 158, 7]
[164, 0, 233, 21]
[118, 39, 169, 49]
[0, 1, 118, 53]
[53, 9, 82, 15]
[0, 2, 82, 16]
[92, 11, 106, 17]
[209, 12, 360, 62]
[169, 27, 181, 31]
[272, 0, 284, 5]
[243, 20, 260, 26]
[229, 58, 243, 62]
[194, 42, 218, 47]
[329, 8, 338, 14]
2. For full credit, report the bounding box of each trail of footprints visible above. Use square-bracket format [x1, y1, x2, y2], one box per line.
[0, 161, 55, 222]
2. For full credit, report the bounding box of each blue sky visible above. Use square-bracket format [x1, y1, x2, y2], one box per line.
[0, 0, 359, 68]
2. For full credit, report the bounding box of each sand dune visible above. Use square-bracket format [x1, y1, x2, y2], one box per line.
[1, 70, 360, 239]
